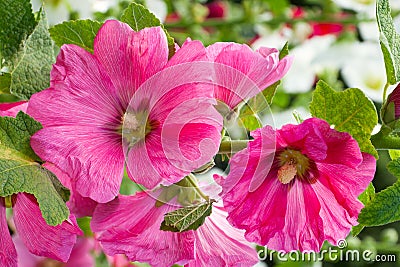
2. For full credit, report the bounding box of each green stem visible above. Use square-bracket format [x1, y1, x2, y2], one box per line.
[187, 174, 209, 201]
[370, 129, 400, 150]
[218, 140, 249, 154]
[5, 195, 12, 208]
[383, 82, 390, 102]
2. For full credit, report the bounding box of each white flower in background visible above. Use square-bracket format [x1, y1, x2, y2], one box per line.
[91, 0, 118, 13]
[145, 0, 167, 22]
[359, 21, 379, 41]
[333, 0, 376, 16]
[261, 35, 335, 93]
[340, 42, 393, 102]
[32, 0, 93, 24]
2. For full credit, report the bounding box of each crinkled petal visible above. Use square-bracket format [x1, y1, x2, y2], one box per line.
[91, 192, 195, 267]
[221, 118, 376, 252]
[94, 21, 168, 105]
[0, 199, 17, 267]
[13, 193, 82, 262]
[316, 153, 376, 220]
[188, 205, 258, 267]
[207, 42, 292, 108]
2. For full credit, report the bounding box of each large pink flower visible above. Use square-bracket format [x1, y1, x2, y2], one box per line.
[91, 190, 258, 267]
[0, 194, 82, 267]
[217, 118, 376, 252]
[27, 20, 223, 203]
[207, 42, 292, 110]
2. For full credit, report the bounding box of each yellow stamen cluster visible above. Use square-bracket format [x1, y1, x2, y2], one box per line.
[277, 149, 310, 184]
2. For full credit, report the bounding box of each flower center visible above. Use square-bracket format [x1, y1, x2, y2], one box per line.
[121, 111, 155, 147]
[277, 149, 310, 184]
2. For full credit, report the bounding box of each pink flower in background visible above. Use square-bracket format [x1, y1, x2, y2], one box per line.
[27, 20, 223, 203]
[206, 1, 227, 18]
[0, 194, 82, 267]
[217, 118, 376, 251]
[386, 83, 400, 120]
[13, 236, 94, 267]
[207, 42, 292, 114]
[0, 102, 28, 117]
[91, 190, 258, 267]
[91, 192, 195, 267]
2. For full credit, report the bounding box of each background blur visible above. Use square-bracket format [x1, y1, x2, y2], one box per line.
[31, 0, 400, 266]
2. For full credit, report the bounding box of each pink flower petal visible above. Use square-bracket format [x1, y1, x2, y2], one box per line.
[94, 20, 168, 105]
[30, 126, 124, 203]
[65, 238, 95, 267]
[188, 205, 258, 267]
[220, 118, 376, 252]
[13, 193, 82, 262]
[316, 153, 376, 220]
[91, 192, 195, 267]
[125, 61, 222, 189]
[0, 199, 17, 267]
[207, 42, 293, 109]
[13, 235, 40, 267]
[166, 39, 207, 67]
[0, 101, 28, 117]
[27, 44, 126, 203]
[43, 163, 98, 217]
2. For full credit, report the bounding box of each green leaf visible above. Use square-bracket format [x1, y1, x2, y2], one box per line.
[120, 2, 175, 55]
[0, 112, 69, 225]
[0, 73, 11, 94]
[352, 183, 375, 236]
[358, 181, 400, 226]
[279, 41, 289, 60]
[389, 149, 400, 160]
[358, 158, 400, 226]
[0, 0, 36, 65]
[239, 80, 281, 131]
[9, 9, 55, 100]
[49, 19, 102, 53]
[377, 0, 400, 84]
[160, 201, 214, 232]
[310, 80, 378, 158]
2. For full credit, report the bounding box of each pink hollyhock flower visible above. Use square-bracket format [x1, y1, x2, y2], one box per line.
[207, 42, 292, 113]
[217, 118, 376, 252]
[13, 236, 94, 267]
[0, 101, 28, 117]
[91, 190, 258, 267]
[0, 194, 82, 267]
[27, 20, 223, 202]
